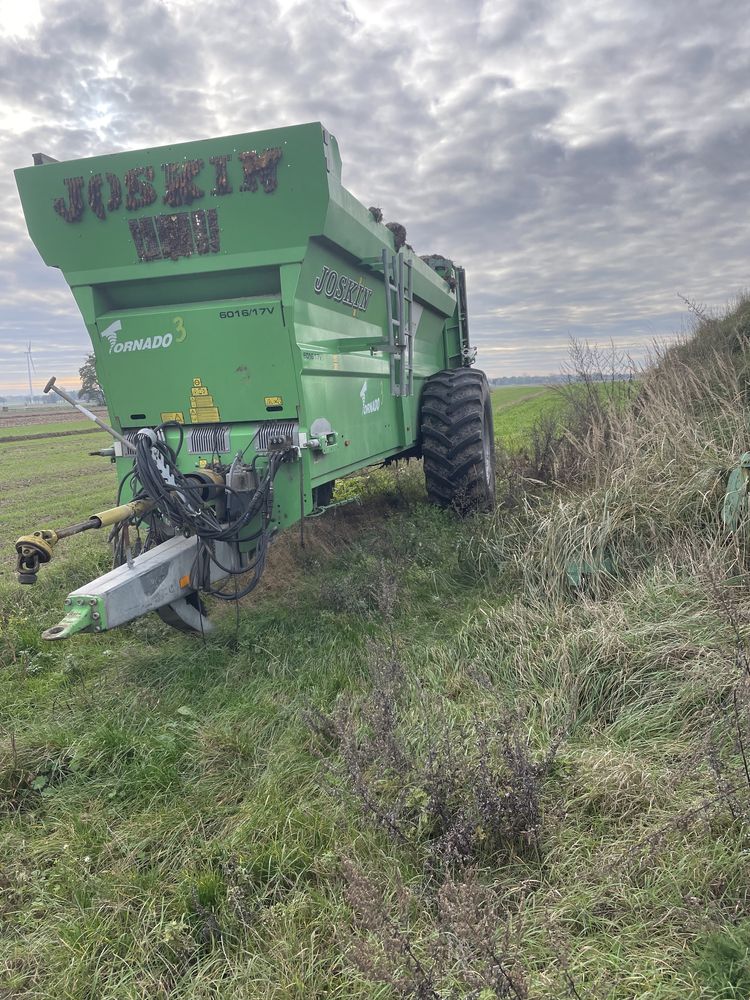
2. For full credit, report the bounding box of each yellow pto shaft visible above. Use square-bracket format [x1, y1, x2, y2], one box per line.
[15, 499, 154, 584]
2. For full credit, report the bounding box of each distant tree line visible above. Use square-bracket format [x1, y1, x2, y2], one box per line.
[490, 373, 631, 386]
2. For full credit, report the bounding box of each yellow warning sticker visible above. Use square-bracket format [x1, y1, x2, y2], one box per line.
[190, 407, 220, 422]
[188, 378, 221, 423]
[160, 411, 184, 423]
[264, 395, 283, 408]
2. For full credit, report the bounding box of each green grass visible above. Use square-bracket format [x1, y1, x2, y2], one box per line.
[0, 419, 99, 438]
[0, 430, 113, 589]
[0, 433, 493, 998]
[3, 351, 750, 1000]
[491, 385, 559, 448]
[490, 384, 550, 404]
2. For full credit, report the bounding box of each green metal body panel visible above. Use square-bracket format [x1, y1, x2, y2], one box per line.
[15, 122, 468, 535]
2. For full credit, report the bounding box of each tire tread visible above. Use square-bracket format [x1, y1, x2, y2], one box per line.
[419, 367, 496, 513]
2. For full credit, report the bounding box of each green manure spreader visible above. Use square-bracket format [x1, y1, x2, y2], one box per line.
[14, 122, 495, 639]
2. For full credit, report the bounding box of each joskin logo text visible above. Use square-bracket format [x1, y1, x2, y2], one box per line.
[313, 266, 373, 312]
[50, 148, 282, 264]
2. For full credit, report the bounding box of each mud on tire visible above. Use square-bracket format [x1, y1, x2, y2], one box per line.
[420, 368, 496, 514]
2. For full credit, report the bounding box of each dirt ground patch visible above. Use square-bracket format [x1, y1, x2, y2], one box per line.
[0, 406, 107, 428]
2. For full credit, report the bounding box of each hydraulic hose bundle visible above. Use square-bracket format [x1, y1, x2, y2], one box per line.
[125, 424, 288, 601]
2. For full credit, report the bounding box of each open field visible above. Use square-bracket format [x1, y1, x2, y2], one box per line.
[0, 406, 108, 429]
[3, 345, 750, 999]
[491, 385, 558, 448]
[0, 419, 99, 438]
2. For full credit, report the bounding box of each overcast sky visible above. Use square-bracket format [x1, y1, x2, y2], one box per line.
[0, 0, 748, 395]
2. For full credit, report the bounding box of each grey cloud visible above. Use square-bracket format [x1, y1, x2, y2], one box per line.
[0, 0, 749, 392]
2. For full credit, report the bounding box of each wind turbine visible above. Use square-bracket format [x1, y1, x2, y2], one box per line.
[25, 342, 36, 405]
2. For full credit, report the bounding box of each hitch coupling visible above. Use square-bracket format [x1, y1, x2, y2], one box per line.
[15, 530, 58, 585]
[15, 499, 155, 584]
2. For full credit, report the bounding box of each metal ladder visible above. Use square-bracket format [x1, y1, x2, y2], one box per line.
[382, 248, 414, 397]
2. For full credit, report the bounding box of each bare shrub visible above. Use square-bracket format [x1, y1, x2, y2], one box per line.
[343, 862, 530, 999]
[307, 643, 562, 872]
[551, 339, 638, 488]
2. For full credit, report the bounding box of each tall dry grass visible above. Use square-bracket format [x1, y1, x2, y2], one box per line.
[480, 297, 750, 599]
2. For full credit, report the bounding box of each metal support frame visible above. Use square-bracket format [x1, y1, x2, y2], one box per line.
[42, 534, 244, 640]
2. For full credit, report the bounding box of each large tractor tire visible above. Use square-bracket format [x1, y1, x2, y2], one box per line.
[420, 368, 496, 514]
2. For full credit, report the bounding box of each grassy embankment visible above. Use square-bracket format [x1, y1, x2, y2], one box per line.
[2, 309, 750, 1000]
